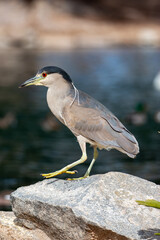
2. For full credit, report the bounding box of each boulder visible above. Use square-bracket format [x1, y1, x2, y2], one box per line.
[0, 211, 50, 240]
[11, 172, 160, 240]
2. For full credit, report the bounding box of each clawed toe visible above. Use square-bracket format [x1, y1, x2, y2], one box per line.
[66, 175, 88, 181]
[41, 169, 78, 179]
[66, 170, 78, 174]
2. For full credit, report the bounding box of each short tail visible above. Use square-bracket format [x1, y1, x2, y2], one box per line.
[116, 130, 139, 158]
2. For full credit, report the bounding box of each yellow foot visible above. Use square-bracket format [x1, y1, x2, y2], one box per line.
[67, 175, 89, 181]
[41, 170, 77, 179]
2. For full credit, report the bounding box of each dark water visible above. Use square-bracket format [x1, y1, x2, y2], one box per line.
[0, 47, 160, 209]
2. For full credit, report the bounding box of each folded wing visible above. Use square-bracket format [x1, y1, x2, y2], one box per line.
[63, 92, 139, 158]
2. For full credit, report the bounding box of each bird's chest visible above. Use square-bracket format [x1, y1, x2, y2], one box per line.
[47, 89, 67, 125]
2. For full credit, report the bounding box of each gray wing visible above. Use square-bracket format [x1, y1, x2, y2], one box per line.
[63, 90, 139, 158]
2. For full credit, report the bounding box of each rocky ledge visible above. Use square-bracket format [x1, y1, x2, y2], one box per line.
[0, 211, 50, 240]
[7, 172, 160, 240]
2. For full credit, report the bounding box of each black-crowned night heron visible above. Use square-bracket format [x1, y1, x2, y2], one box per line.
[20, 66, 139, 180]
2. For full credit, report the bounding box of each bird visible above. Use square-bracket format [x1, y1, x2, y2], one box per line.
[20, 66, 139, 180]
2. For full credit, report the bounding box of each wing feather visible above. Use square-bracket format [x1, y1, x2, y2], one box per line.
[62, 90, 139, 157]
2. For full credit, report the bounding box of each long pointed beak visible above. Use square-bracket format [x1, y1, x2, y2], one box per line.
[19, 75, 43, 88]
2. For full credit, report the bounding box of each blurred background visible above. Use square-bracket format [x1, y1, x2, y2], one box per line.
[0, 0, 160, 210]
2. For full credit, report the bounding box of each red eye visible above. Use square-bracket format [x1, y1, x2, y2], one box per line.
[42, 72, 47, 78]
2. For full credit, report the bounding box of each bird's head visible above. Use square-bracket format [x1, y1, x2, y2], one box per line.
[19, 66, 72, 88]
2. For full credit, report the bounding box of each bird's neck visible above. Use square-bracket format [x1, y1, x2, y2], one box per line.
[47, 81, 74, 123]
[48, 79, 73, 97]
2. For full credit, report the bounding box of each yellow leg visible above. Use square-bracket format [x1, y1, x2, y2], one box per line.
[42, 137, 87, 179]
[67, 146, 98, 180]
[42, 153, 87, 178]
[84, 147, 98, 177]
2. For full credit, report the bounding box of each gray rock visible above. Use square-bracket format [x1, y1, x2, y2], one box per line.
[0, 211, 50, 240]
[11, 172, 160, 240]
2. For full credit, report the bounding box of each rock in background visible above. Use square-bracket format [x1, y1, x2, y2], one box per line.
[10, 172, 160, 240]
